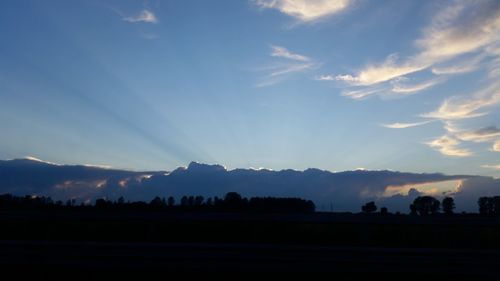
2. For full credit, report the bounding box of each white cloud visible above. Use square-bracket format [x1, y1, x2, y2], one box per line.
[443, 121, 461, 133]
[314, 75, 335, 81]
[335, 54, 428, 86]
[431, 54, 485, 75]
[341, 87, 384, 100]
[319, 1, 500, 159]
[24, 156, 61, 166]
[82, 164, 113, 169]
[482, 164, 500, 170]
[431, 65, 478, 75]
[381, 121, 432, 129]
[415, 2, 500, 63]
[254, 0, 352, 22]
[269, 63, 317, 77]
[421, 97, 489, 120]
[391, 77, 442, 94]
[441, 122, 500, 155]
[256, 45, 319, 87]
[421, 83, 500, 120]
[493, 141, 500, 152]
[335, 1, 500, 86]
[123, 9, 158, 24]
[270, 45, 310, 61]
[425, 135, 472, 157]
[455, 126, 500, 143]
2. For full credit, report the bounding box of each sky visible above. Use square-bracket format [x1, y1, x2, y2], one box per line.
[0, 0, 499, 177]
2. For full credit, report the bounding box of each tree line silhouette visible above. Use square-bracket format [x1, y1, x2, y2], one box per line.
[361, 196, 457, 215]
[0, 192, 316, 214]
[3, 192, 500, 215]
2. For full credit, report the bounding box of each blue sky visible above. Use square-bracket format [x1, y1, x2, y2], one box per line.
[0, 0, 499, 176]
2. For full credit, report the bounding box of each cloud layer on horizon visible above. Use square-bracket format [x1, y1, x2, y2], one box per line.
[2, 158, 497, 213]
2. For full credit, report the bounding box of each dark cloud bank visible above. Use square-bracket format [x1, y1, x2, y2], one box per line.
[1, 158, 498, 212]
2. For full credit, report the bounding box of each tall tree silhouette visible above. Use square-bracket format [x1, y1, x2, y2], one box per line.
[167, 196, 175, 207]
[411, 196, 440, 215]
[442, 197, 455, 215]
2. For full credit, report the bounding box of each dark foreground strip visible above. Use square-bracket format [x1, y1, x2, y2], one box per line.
[1, 240, 500, 278]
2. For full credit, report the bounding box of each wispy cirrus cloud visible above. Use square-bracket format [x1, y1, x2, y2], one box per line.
[433, 121, 500, 155]
[340, 87, 385, 100]
[390, 77, 443, 94]
[482, 164, 500, 170]
[270, 45, 310, 61]
[455, 126, 500, 143]
[431, 65, 478, 75]
[253, 0, 352, 23]
[421, 82, 500, 120]
[415, 2, 500, 64]
[323, 1, 500, 160]
[314, 75, 335, 81]
[256, 45, 320, 87]
[334, 54, 428, 86]
[381, 120, 432, 129]
[431, 54, 485, 75]
[269, 62, 317, 77]
[425, 135, 472, 157]
[328, 1, 500, 94]
[420, 98, 489, 120]
[123, 9, 158, 24]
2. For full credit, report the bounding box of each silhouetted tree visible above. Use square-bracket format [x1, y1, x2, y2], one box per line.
[187, 196, 195, 206]
[206, 197, 213, 206]
[478, 197, 494, 215]
[180, 196, 188, 206]
[66, 199, 76, 207]
[361, 201, 377, 213]
[167, 196, 175, 207]
[224, 192, 242, 202]
[117, 196, 125, 205]
[95, 198, 111, 209]
[194, 196, 204, 206]
[442, 197, 455, 215]
[494, 196, 500, 216]
[224, 192, 245, 210]
[213, 196, 221, 207]
[380, 207, 388, 215]
[150, 196, 164, 208]
[412, 196, 440, 215]
[409, 203, 417, 215]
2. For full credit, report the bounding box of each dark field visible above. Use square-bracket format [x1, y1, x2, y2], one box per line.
[2, 210, 500, 277]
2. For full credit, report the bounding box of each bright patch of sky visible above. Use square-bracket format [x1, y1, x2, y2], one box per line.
[0, 0, 498, 177]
